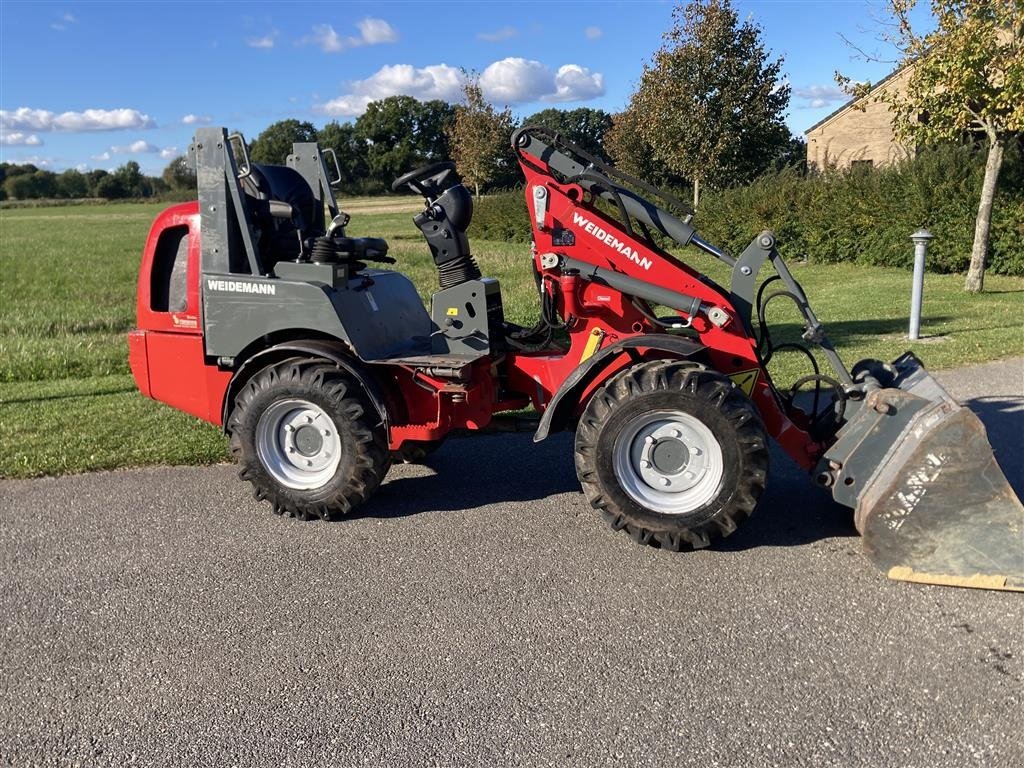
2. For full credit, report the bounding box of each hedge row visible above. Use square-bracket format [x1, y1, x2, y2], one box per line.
[469, 144, 1023, 276]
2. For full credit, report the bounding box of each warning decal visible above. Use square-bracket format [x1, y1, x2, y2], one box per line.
[729, 369, 759, 396]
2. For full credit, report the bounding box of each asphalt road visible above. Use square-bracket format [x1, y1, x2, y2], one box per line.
[1, 359, 1022, 768]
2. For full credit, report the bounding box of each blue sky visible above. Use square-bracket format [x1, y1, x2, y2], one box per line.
[0, 1, 932, 175]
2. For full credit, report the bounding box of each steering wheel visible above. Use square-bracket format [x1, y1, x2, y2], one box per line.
[391, 161, 456, 195]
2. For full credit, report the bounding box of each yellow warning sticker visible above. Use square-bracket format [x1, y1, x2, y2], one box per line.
[580, 328, 606, 362]
[446, 307, 459, 316]
[729, 369, 759, 396]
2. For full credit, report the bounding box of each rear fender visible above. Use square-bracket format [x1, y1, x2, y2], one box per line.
[222, 340, 389, 432]
[534, 334, 704, 442]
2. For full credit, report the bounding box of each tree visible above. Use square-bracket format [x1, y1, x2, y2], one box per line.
[316, 121, 369, 190]
[626, 0, 791, 207]
[56, 169, 89, 198]
[95, 174, 128, 199]
[249, 119, 318, 165]
[113, 161, 144, 198]
[161, 155, 196, 191]
[839, 1, 1022, 293]
[522, 107, 614, 159]
[85, 169, 109, 197]
[446, 77, 515, 197]
[4, 174, 39, 200]
[605, 109, 686, 189]
[355, 96, 457, 189]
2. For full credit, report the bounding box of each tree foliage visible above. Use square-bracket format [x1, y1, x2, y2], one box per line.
[446, 78, 515, 197]
[161, 156, 196, 191]
[839, 0, 1022, 292]
[624, 0, 791, 206]
[522, 107, 613, 159]
[317, 121, 369, 190]
[249, 119, 318, 165]
[354, 96, 456, 188]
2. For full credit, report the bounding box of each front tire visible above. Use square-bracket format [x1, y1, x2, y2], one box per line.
[227, 359, 390, 520]
[574, 360, 768, 550]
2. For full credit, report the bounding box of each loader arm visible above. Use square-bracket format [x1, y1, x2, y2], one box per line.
[511, 126, 1024, 592]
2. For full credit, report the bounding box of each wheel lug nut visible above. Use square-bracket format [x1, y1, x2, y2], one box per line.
[287, 446, 295, 453]
[640, 460, 651, 469]
[644, 435, 655, 445]
[692, 447, 701, 456]
[684, 471, 695, 480]
[284, 425, 294, 433]
[306, 415, 314, 423]
[306, 459, 313, 467]
[658, 477, 670, 487]
[323, 430, 331, 437]
[671, 429, 682, 439]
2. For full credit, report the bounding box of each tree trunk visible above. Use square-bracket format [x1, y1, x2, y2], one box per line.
[474, 181, 480, 199]
[965, 136, 1004, 293]
[692, 176, 700, 210]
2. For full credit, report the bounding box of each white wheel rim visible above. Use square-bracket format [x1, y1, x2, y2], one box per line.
[612, 409, 724, 515]
[255, 399, 342, 490]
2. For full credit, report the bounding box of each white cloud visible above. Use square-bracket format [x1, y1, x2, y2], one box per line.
[118, 140, 160, 153]
[584, 26, 603, 40]
[302, 18, 398, 53]
[93, 140, 167, 161]
[246, 32, 277, 49]
[317, 64, 466, 116]
[0, 132, 43, 146]
[51, 12, 75, 31]
[0, 107, 156, 133]
[478, 26, 518, 42]
[181, 113, 212, 125]
[794, 85, 848, 109]
[357, 18, 398, 45]
[316, 58, 606, 115]
[304, 24, 344, 52]
[480, 58, 605, 104]
[14, 156, 54, 168]
[547, 64, 605, 102]
[480, 58, 552, 103]
[160, 147, 179, 160]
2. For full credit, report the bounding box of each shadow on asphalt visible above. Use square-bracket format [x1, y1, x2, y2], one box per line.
[349, 392, 1022, 549]
[966, 396, 1024, 497]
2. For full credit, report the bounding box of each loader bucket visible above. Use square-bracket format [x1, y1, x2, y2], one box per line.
[823, 353, 1024, 592]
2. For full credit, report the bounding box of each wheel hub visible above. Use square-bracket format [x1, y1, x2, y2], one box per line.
[649, 437, 689, 475]
[613, 410, 725, 514]
[294, 425, 323, 456]
[255, 399, 343, 490]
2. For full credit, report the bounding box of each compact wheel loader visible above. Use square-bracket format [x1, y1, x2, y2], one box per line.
[129, 126, 1023, 591]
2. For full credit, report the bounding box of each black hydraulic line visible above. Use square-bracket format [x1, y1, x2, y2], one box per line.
[560, 255, 705, 319]
[513, 128, 702, 255]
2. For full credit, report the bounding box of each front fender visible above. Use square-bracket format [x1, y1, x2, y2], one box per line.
[222, 339, 389, 432]
[533, 334, 704, 442]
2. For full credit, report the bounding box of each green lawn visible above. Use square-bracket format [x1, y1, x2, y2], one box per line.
[1, 201, 1022, 478]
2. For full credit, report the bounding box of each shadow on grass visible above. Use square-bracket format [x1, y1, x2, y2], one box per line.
[0, 386, 136, 405]
[765, 315, 955, 345]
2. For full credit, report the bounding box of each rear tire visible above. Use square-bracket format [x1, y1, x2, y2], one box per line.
[574, 360, 768, 550]
[227, 359, 390, 521]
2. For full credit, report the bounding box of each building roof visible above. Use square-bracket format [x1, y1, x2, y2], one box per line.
[804, 65, 906, 135]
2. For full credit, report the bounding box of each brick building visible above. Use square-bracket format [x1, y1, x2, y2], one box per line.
[804, 67, 915, 170]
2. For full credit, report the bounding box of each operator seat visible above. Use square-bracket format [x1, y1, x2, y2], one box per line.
[244, 163, 317, 264]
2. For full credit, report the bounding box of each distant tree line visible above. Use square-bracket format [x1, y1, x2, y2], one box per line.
[0, 159, 198, 202]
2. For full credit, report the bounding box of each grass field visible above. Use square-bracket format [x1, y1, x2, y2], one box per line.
[1, 200, 1022, 478]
